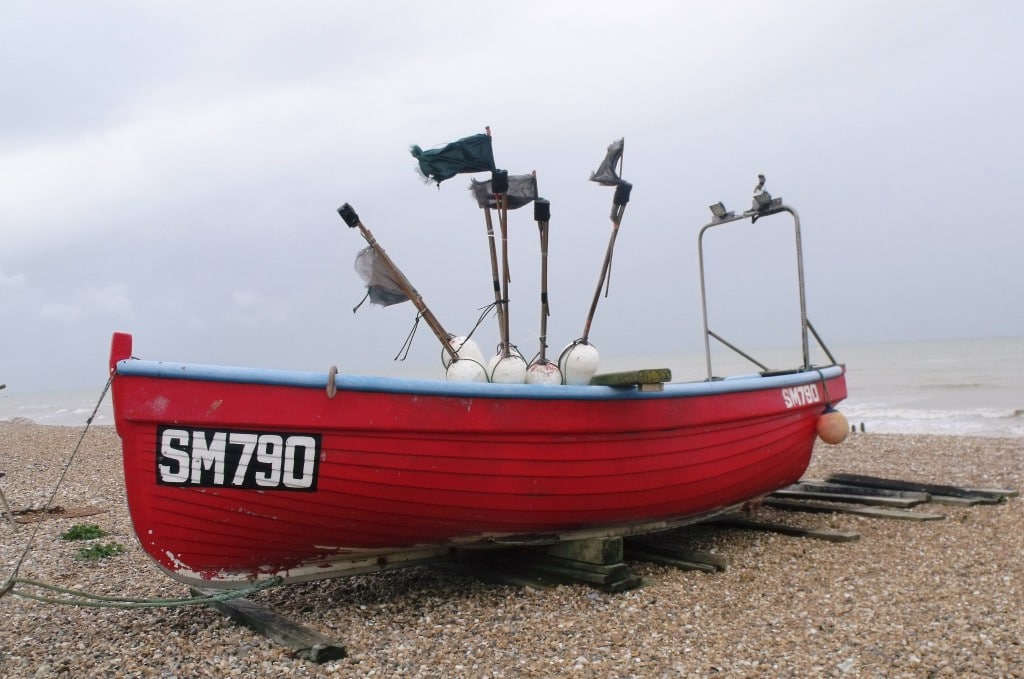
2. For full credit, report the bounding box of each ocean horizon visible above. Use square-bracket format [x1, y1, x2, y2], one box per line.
[2, 336, 1022, 438]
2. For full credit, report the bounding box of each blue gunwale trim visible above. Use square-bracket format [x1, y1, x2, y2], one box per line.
[116, 359, 844, 401]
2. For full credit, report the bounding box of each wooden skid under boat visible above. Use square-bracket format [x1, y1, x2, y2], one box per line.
[108, 332, 846, 588]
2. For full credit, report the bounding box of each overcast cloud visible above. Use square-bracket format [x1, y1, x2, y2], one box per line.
[2, 1, 1022, 392]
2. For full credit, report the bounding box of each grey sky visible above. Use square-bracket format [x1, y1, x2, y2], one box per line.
[2, 1, 1022, 392]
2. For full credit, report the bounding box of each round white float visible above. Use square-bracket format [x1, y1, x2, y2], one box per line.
[558, 342, 600, 385]
[489, 354, 528, 384]
[446, 358, 488, 382]
[525, 360, 563, 385]
[441, 336, 485, 368]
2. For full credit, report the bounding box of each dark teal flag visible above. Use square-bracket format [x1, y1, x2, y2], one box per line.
[411, 133, 495, 186]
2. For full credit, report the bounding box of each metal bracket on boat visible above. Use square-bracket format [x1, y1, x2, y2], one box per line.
[697, 180, 837, 380]
[326, 365, 338, 399]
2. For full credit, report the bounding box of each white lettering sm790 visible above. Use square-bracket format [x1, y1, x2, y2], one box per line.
[781, 385, 821, 409]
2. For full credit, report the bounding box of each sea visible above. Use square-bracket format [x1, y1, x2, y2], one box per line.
[1, 337, 1022, 438]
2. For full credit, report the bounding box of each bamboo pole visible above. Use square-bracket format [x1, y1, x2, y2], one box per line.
[481, 205, 506, 346]
[337, 204, 458, 362]
[581, 181, 632, 343]
[492, 170, 512, 358]
[534, 198, 552, 363]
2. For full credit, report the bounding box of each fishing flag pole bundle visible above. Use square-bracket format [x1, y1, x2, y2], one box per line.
[345, 129, 632, 385]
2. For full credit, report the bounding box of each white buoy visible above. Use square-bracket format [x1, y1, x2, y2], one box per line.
[441, 336, 485, 368]
[489, 353, 528, 384]
[446, 358, 488, 382]
[558, 342, 600, 385]
[525, 360, 563, 385]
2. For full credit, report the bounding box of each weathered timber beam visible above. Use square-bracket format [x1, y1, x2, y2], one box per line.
[193, 593, 347, 663]
[624, 538, 730, 571]
[792, 480, 931, 502]
[825, 473, 1011, 503]
[714, 516, 860, 543]
[589, 368, 671, 387]
[763, 497, 946, 521]
[770, 489, 921, 508]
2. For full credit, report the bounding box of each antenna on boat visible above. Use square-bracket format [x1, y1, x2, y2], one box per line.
[525, 198, 562, 384]
[338, 203, 470, 370]
[559, 138, 632, 384]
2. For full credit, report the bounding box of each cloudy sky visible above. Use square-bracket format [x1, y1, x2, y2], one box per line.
[2, 1, 1022, 392]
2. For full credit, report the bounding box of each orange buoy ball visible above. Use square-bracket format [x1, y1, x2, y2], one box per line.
[816, 406, 849, 444]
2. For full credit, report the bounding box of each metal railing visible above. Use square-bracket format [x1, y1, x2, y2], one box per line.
[697, 188, 837, 380]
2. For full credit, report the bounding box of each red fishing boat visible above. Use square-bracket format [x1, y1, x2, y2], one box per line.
[110, 133, 848, 587]
[108, 178, 848, 589]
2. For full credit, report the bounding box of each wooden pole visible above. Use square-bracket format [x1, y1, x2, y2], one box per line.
[581, 182, 632, 343]
[492, 170, 512, 358]
[482, 206, 506, 347]
[337, 204, 458, 362]
[534, 198, 552, 363]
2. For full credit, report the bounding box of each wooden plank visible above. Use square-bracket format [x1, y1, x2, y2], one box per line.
[474, 550, 643, 592]
[589, 368, 671, 387]
[625, 547, 719, 573]
[545, 537, 623, 565]
[625, 538, 730, 571]
[963, 486, 1019, 499]
[715, 516, 860, 542]
[770, 489, 921, 508]
[826, 473, 1008, 503]
[793, 480, 932, 502]
[927, 495, 983, 507]
[441, 562, 557, 590]
[763, 497, 946, 521]
[512, 560, 638, 590]
[195, 593, 347, 663]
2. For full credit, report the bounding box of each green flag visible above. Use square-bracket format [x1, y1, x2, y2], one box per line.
[410, 133, 496, 186]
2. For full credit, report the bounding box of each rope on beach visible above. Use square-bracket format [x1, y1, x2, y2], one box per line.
[1, 378, 111, 598]
[4, 575, 283, 608]
[0, 378, 287, 609]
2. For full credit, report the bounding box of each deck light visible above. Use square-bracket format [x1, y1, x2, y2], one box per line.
[709, 202, 732, 220]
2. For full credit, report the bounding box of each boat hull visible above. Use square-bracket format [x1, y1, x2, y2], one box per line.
[109, 333, 847, 588]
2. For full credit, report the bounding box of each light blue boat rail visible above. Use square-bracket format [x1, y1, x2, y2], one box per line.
[116, 359, 844, 402]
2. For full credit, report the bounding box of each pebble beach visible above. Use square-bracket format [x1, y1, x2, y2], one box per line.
[1, 420, 1021, 678]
